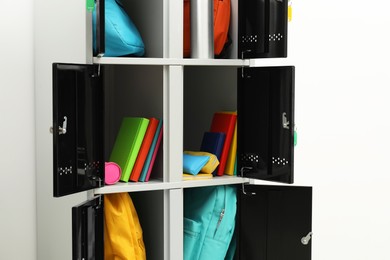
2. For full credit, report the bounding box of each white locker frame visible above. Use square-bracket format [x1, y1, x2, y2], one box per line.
[40, 0, 305, 259]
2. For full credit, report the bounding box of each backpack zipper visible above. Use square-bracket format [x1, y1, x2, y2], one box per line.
[214, 186, 227, 236]
[216, 209, 225, 232]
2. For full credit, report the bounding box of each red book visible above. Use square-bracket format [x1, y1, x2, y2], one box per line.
[129, 118, 159, 182]
[210, 112, 237, 176]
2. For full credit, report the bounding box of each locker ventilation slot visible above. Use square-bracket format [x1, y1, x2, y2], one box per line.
[83, 161, 101, 172]
[272, 157, 289, 166]
[59, 166, 73, 176]
[241, 153, 267, 170]
[241, 153, 259, 163]
[241, 35, 258, 43]
[269, 33, 283, 41]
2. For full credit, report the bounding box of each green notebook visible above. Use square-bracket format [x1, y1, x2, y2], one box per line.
[109, 117, 149, 182]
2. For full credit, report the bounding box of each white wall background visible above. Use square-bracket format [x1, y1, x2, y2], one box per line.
[290, 1, 390, 259]
[0, 1, 36, 259]
[34, 0, 90, 259]
[1, 0, 390, 259]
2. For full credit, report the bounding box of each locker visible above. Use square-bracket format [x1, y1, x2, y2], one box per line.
[238, 185, 312, 260]
[52, 64, 104, 197]
[238, 66, 294, 183]
[50, 0, 311, 259]
[52, 63, 310, 260]
[94, 0, 289, 59]
[239, 0, 288, 58]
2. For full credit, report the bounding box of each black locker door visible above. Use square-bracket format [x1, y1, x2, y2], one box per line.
[72, 196, 104, 260]
[94, 0, 105, 56]
[238, 185, 312, 260]
[237, 66, 294, 183]
[52, 63, 104, 197]
[239, 0, 288, 58]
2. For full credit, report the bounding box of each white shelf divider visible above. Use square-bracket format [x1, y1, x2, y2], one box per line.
[93, 176, 250, 195]
[93, 57, 296, 67]
[93, 57, 249, 66]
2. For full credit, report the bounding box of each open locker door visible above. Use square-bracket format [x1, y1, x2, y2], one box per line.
[237, 66, 294, 184]
[73, 196, 104, 260]
[52, 63, 104, 197]
[239, 0, 288, 58]
[238, 185, 312, 260]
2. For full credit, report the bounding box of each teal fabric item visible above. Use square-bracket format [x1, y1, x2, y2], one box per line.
[93, 0, 145, 57]
[225, 230, 237, 260]
[183, 154, 210, 175]
[184, 185, 237, 260]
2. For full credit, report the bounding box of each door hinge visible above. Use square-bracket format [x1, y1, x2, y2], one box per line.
[241, 50, 252, 78]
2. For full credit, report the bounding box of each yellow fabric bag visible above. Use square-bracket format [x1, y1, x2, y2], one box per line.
[104, 193, 146, 260]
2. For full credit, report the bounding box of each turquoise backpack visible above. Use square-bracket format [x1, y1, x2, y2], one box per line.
[184, 185, 237, 260]
[93, 0, 145, 57]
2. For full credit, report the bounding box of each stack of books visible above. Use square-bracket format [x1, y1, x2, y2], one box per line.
[205, 111, 237, 176]
[109, 117, 163, 182]
[183, 111, 238, 180]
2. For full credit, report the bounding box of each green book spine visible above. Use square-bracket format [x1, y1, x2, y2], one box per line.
[109, 117, 150, 182]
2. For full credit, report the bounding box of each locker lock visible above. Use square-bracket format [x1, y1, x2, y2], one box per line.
[301, 232, 312, 245]
[49, 116, 67, 135]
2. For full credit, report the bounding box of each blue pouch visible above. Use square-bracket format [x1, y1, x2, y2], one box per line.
[93, 0, 145, 57]
[184, 185, 237, 260]
[183, 154, 210, 175]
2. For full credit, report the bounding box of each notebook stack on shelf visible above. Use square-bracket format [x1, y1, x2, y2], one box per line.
[109, 117, 163, 183]
[208, 111, 237, 176]
[183, 111, 238, 180]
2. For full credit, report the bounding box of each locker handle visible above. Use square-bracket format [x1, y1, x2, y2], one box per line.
[301, 232, 313, 245]
[282, 112, 290, 129]
[49, 116, 67, 135]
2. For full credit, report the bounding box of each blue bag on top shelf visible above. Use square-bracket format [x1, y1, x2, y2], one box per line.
[93, 0, 145, 57]
[184, 185, 237, 260]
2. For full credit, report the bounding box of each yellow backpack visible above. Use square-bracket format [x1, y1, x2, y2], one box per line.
[104, 193, 146, 260]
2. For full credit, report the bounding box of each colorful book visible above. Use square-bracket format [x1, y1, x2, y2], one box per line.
[144, 125, 163, 182]
[109, 117, 149, 182]
[129, 118, 159, 182]
[200, 132, 225, 176]
[209, 112, 237, 176]
[225, 117, 237, 175]
[182, 173, 213, 181]
[139, 121, 163, 182]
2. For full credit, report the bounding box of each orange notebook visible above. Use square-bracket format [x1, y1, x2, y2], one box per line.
[129, 118, 159, 182]
[210, 112, 237, 176]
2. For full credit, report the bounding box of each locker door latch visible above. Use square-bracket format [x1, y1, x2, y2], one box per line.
[50, 116, 67, 135]
[301, 232, 313, 245]
[282, 112, 290, 129]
